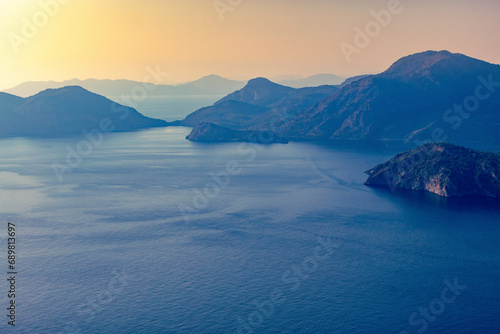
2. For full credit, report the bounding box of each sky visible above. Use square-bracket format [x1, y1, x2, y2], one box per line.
[1, 0, 500, 90]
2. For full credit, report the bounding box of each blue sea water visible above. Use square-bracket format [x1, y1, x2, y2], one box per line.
[109, 95, 225, 122]
[0, 97, 499, 333]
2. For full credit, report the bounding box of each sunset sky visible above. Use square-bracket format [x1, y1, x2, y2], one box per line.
[1, 0, 500, 90]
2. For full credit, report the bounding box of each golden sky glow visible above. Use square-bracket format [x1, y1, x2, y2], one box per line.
[1, 0, 500, 90]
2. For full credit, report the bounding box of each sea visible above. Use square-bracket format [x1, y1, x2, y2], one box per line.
[0, 95, 499, 333]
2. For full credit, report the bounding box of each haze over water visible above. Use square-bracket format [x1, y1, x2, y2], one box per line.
[0, 98, 498, 333]
[2, 1, 500, 331]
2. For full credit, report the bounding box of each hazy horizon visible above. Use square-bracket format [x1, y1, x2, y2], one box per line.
[1, 72, 351, 91]
[2, 0, 500, 90]
[2, 2, 500, 332]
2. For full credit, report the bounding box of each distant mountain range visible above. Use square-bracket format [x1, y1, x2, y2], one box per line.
[0, 75, 350, 138]
[3, 50, 499, 144]
[276, 74, 345, 88]
[0, 86, 166, 137]
[183, 51, 500, 144]
[3, 74, 348, 99]
[2, 75, 246, 98]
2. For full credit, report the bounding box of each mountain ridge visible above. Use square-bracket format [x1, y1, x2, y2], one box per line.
[181, 77, 339, 137]
[0, 86, 167, 137]
[280, 50, 500, 142]
[2, 75, 247, 98]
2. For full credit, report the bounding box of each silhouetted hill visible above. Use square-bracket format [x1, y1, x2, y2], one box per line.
[176, 75, 245, 95]
[365, 143, 500, 198]
[181, 78, 338, 135]
[0, 92, 26, 135]
[0, 86, 167, 137]
[338, 75, 372, 88]
[182, 100, 270, 129]
[282, 50, 500, 142]
[0, 92, 24, 108]
[3, 75, 246, 98]
[216, 77, 295, 106]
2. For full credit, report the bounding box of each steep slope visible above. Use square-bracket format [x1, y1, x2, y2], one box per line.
[0, 86, 167, 137]
[282, 51, 500, 142]
[215, 77, 295, 106]
[365, 143, 500, 198]
[182, 100, 269, 129]
[0, 92, 26, 135]
[181, 78, 338, 132]
[338, 75, 372, 88]
[0, 92, 24, 110]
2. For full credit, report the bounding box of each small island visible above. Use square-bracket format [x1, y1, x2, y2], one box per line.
[365, 143, 500, 198]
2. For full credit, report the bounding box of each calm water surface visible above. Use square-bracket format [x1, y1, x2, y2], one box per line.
[0, 99, 499, 333]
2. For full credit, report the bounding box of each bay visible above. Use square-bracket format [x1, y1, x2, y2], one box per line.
[0, 97, 498, 333]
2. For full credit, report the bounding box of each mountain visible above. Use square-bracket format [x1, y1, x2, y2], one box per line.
[216, 77, 295, 106]
[0, 92, 26, 135]
[2, 75, 246, 98]
[175, 75, 245, 95]
[0, 92, 24, 111]
[0, 86, 167, 137]
[277, 74, 345, 88]
[365, 143, 500, 198]
[282, 50, 500, 142]
[186, 122, 288, 144]
[3, 79, 149, 98]
[182, 100, 270, 130]
[181, 77, 339, 134]
[338, 74, 372, 88]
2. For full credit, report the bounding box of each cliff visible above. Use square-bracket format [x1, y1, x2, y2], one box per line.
[365, 143, 500, 198]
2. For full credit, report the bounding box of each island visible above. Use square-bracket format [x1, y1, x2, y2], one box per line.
[365, 143, 500, 198]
